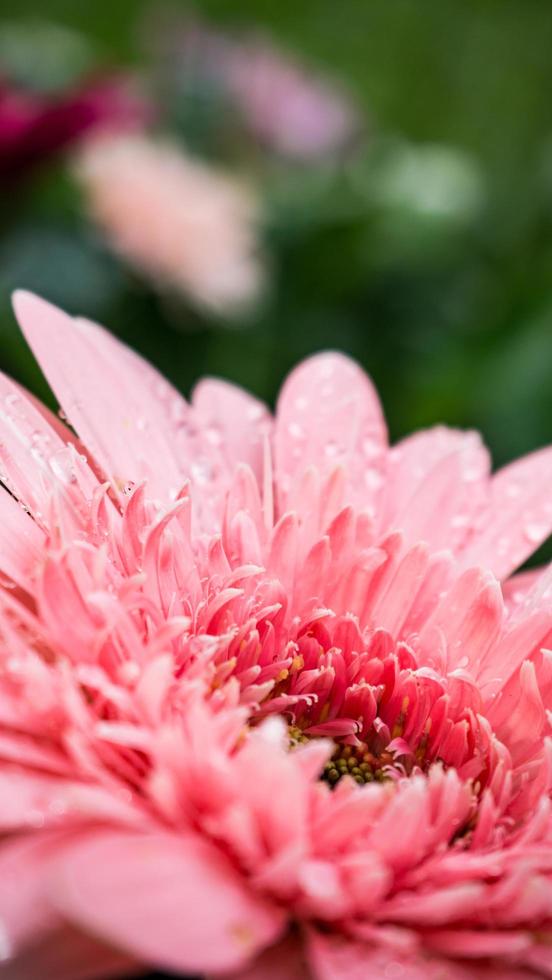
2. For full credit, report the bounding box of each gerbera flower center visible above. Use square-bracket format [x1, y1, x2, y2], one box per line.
[321, 742, 394, 785]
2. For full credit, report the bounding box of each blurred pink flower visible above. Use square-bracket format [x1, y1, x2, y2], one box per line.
[74, 133, 264, 314]
[223, 39, 359, 160]
[168, 19, 359, 160]
[1, 290, 552, 978]
[0, 77, 147, 183]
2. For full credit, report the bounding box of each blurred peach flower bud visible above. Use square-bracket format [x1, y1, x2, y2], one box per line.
[74, 132, 265, 315]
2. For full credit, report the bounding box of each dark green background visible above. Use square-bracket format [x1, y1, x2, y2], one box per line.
[1, 0, 552, 470]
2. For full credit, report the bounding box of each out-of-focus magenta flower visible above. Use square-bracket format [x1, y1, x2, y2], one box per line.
[166, 19, 360, 160]
[74, 132, 265, 314]
[0, 291, 552, 978]
[0, 77, 148, 182]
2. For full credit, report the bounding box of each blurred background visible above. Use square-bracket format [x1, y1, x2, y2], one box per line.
[1, 0, 552, 475]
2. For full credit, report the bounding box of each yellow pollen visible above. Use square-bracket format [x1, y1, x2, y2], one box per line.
[321, 742, 393, 787]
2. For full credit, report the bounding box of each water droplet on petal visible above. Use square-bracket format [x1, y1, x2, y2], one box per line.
[4, 394, 19, 408]
[118, 661, 141, 685]
[451, 513, 470, 529]
[154, 379, 171, 400]
[324, 440, 340, 458]
[525, 523, 548, 543]
[505, 481, 522, 499]
[288, 422, 304, 440]
[50, 451, 76, 484]
[365, 468, 384, 491]
[247, 404, 264, 421]
[191, 460, 212, 485]
[362, 437, 381, 459]
[205, 425, 222, 446]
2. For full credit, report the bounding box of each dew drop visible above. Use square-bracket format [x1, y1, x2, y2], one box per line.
[50, 453, 76, 484]
[247, 404, 264, 421]
[205, 425, 222, 446]
[288, 422, 304, 440]
[361, 437, 381, 459]
[324, 440, 340, 458]
[525, 523, 548, 543]
[365, 468, 384, 491]
[451, 513, 470, 529]
[30, 430, 46, 445]
[118, 661, 141, 685]
[462, 466, 482, 483]
[191, 460, 211, 485]
[153, 378, 171, 400]
[505, 481, 522, 499]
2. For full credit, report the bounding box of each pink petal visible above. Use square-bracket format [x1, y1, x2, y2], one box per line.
[418, 567, 503, 675]
[423, 929, 531, 958]
[223, 934, 311, 980]
[383, 444, 488, 552]
[50, 830, 285, 974]
[307, 931, 529, 980]
[192, 377, 271, 484]
[274, 352, 387, 513]
[12, 291, 186, 502]
[382, 882, 485, 925]
[0, 491, 42, 591]
[0, 834, 63, 955]
[486, 659, 545, 763]
[0, 923, 137, 980]
[502, 568, 545, 615]
[0, 371, 99, 517]
[381, 426, 490, 546]
[460, 445, 552, 579]
[478, 600, 552, 692]
[308, 931, 460, 980]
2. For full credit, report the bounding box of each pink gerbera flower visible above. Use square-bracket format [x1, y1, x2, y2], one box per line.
[0, 291, 552, 980]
